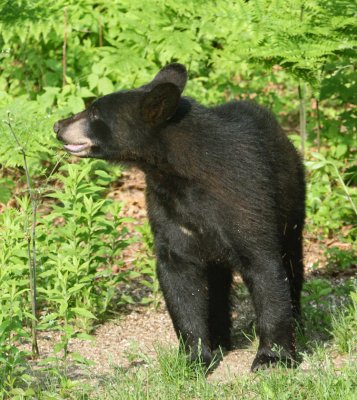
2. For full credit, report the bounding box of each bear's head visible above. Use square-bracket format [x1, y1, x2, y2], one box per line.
[53, 63, 188, 161]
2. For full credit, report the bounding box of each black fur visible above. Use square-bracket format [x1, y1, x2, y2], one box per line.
[54, 63, 305, 371]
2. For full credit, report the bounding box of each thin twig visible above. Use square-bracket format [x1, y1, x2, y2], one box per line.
[63, 7, 68, 87]
[316, 99, 321, 151]
[298, 4, 306, 156]
[99, 16, 103, 47]
[5, 115, 32, 193]
[298, 81, 307, 155]
[316, 60, 327, 152]
[44, 153, 68, 187]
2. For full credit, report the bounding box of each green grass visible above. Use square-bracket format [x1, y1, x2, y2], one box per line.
[5, 349, 355, 400]
[95, 351, 356, 400]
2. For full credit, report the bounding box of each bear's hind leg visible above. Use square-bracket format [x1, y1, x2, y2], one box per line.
[240, 253, 295, 371]
[282, 226, 304, 323]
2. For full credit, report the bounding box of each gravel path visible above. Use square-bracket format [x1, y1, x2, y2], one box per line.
[30, 298, 258, 382]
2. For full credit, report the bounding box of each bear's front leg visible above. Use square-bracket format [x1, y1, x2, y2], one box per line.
[156, 246, 213, 369]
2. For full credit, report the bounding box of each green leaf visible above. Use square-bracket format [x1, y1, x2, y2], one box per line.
[87, 73, 99, 91]
[0, 178, 14, 203]
[335, 144, 348, 158]
[94, 169, 111, 178]
[10, 388, 26, 396]
[308, 161, 328, 170]
[76, 332, 94, 341]
[67, 95, 85, 114]
[71, 351, 95, 365]
[68, 283, 88, 294]
[97, 77, 114, 95]
[54, 342, 65, 353]
[80, 87, 96, 98]
[71, 307, 97, 319]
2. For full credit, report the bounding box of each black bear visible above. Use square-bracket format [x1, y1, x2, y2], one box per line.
[54, 63, 305, 371]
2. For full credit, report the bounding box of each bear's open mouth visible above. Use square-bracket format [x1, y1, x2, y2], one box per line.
[63, 143, 91, 153]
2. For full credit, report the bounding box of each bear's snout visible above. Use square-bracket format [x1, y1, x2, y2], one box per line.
[53, 116, 93, 156]
[53, 121, 60, 135]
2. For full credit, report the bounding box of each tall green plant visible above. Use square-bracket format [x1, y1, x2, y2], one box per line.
[38, 161, 130, 330]
[4, 113, 39, 356]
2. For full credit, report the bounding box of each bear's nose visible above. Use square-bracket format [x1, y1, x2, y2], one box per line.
[53, 121, 60, 134]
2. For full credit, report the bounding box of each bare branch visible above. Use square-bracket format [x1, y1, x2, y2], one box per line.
[63, 7, 68, 86]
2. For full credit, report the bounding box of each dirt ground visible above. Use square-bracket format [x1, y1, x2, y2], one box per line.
[25, 167, 355, 383]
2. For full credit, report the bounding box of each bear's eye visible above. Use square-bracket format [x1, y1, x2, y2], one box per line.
[90, 106, 100, 120]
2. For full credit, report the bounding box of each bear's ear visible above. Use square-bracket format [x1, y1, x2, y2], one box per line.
[141, 82, 181, 124]
[150, 63, 188, 93]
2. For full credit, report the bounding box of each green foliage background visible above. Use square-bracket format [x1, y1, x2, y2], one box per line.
[0, 0, 356, 395]
[0, 0, 355, 232]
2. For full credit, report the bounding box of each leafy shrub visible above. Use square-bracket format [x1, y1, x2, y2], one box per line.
[325, 247, 357, 272]
[0, 207, 31, 390]
[306, 150, 356, 240]
[135, 222, 160, 307]
[37, 160, 129, 330]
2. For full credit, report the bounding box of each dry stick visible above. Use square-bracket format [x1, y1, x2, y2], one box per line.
[298, 81, 307, 155]
[5, 113, 39, 356]
[316, 61, 326, 152]
[298, 3, 306, 156]
[44, 153, 68, 189]
[316, 99, 321, 151]
[99, 16, 103, 47]
[63, 7, 68, 86]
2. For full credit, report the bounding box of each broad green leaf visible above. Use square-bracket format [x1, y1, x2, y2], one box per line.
[71, 307, 97, 319]
[97, 77, 114, 95]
